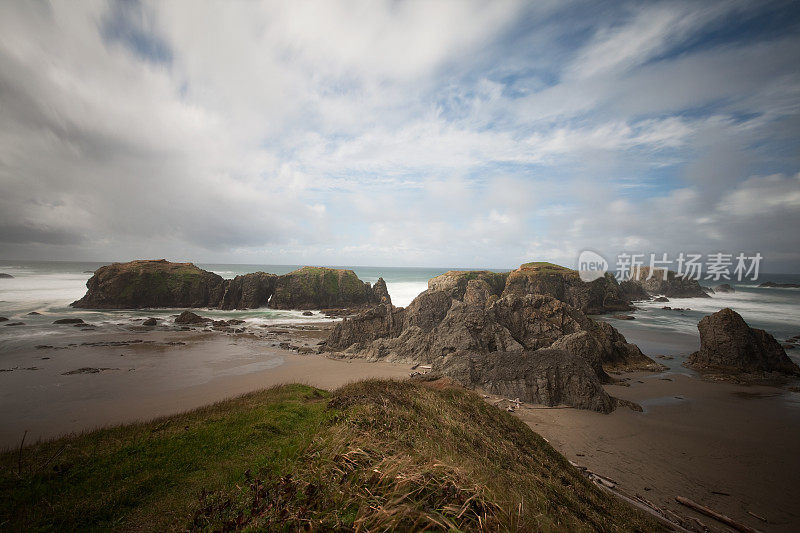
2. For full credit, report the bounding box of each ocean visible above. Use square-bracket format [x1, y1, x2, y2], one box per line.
[1, 260, 799, 365]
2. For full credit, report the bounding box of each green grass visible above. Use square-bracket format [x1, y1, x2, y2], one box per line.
[1, 381, 664, 532]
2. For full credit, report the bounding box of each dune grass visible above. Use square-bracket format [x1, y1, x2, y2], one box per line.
[0, 380, 664, 532]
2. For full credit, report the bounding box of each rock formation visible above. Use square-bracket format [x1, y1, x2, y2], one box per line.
[174, 310, 211, 324]
[71, 260, 226, 309]
[686, 308, 800, 378]
[626, 267, 709, 298]
[0, 273, 13, 278]
[270, 266, 386, 310]
[502, 263, 631, 314]
[759, 281, 800, 288]
[71, 260, 386, 311]
[714, 283, 734, 293]
[324, 262, 664, 412]
[431, 349, 616, 413]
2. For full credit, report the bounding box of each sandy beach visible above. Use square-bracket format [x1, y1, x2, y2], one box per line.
[511, 372, 800, 532]
[0, 325, 412, 449]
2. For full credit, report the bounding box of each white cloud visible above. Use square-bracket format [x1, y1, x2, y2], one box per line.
[0, 0, 798, 270]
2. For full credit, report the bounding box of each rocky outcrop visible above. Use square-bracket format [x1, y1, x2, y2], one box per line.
[270, 267, 385, 310]
[619, 280, 651, 301]
[759, 281, 800, 288]
[686, 308, 800, 379]
[71, 260, 226, 309]
[217, 272, 277, 310]
[324, 264, 663, 411]
[714, 283, 734, 293]
[174, 310, 211, 324]
[626, 267, 710, 298]
[502, 263, 631, 314]
[430, 349, 616, 413]
[71, 260, 384, 311]
[0, 273, 13, 278]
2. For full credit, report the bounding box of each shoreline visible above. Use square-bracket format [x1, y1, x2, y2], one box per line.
[0, 326, 412, 450]
[509, 372, 800, 532]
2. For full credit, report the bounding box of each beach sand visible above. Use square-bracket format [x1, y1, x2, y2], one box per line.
[510, 372, 800, 532]
[0, 326, 411, 450]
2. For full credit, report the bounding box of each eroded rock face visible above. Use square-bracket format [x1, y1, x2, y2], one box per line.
[218, 272, 277, 310]
[686, 308, 800, 377]
[431, 349, 616, 413]
[71, 260, 383, 311]
[270, 267, 383, 310]
[71, 260, 226, 309]
[502, 263, 631, 314]
[627, 267, 709, 298]
[324, 265, 663, 412]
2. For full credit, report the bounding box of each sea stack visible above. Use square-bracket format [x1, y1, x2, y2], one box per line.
[686, 308, 800, 379]
[70, 259, 386, 311]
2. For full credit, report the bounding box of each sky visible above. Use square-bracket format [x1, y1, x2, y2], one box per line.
[1, 0, 799, 271]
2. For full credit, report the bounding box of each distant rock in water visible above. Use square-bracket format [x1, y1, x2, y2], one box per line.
[174, 311, 211, 325]
[324, 260, 664, 412]
[71, 260, 226, 309]
[70, 259, 384, 311]
[759, 281, 800, 288]
[686, 308, 800, 379]
[53, 318, 84, 324]
[142, 317, 157, 326]
[270, 267, 387, 310]
[714, 283, 734, 293]
[0, 273, 13, 278]
[0, 317, 8, 322]
[619, 280, 651, 301]
[626, 267, 709, 298]
[653, 296, 669, 302]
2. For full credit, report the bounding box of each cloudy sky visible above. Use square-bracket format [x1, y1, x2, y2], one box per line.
[1, 1, 799, 271]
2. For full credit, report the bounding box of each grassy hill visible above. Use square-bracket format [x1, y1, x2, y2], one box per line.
[0, 380, 663, 531]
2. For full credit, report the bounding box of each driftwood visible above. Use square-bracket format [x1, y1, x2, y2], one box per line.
[675, 496, 761, 533]
[746, 510, 767, 523]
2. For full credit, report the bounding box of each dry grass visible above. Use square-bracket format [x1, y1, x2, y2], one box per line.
[2, 380, 664, 532]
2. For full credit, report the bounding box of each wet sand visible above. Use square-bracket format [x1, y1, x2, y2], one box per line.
[511, 372, 800, 532]
[0, 326, 412, 450]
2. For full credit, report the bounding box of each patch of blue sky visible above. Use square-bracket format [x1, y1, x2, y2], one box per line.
[645, 2, 800, 67]
[101, 0, 172, 65]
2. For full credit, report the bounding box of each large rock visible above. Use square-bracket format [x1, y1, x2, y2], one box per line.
[71, 260, 226, 309]
[324, 268, 663, 412]
[502, 262, 631, 314]
[270, 267, 384, 310]
[714, 283, 734, 293]
[71, 260, 382, 311]
[217, 272, 277, 310]
[686, 308, 800, 377]
[627, 267, 709, 298]
[174, 310, 211, 325]
[431, 348, 616, 413]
